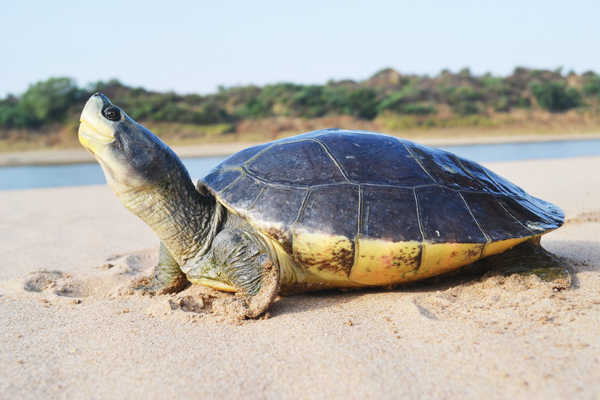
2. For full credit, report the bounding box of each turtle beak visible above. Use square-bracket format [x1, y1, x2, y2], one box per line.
[79, 93, 117, 150]
[92, 92, 111, 107]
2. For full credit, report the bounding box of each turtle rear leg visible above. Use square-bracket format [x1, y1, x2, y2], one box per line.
[483, 238, 570, 287]
[209, 229, 280, 318]
[136, 242, 187, 294]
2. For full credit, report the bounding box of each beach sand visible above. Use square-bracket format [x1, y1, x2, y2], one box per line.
[1, 155, 599, 399]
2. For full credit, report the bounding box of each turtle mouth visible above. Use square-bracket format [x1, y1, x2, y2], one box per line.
[78, 121, 115, 146]
[78, 93, 117, 148]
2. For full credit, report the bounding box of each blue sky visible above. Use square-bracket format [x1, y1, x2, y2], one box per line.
[1, 0, 598, 97]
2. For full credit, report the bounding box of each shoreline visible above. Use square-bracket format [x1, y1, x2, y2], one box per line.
[1, 131, 600, 166]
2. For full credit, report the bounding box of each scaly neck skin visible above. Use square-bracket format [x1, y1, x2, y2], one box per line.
[114, 168, 216, 268]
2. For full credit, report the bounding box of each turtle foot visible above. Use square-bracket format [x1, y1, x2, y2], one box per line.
[485, 240, 571, 289]
[214, 258, 279, 320]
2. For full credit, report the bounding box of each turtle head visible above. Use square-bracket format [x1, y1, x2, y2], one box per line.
[79, 93, 213, 265]
[79, 93, 183, 195]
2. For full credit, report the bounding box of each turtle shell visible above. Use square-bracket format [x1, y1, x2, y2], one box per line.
[203, 129, 564, 285]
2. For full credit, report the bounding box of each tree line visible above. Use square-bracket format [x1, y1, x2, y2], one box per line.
[1, 67, 599, 130]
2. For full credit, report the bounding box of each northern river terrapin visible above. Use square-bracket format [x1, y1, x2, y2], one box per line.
[79, 93, 568, 318]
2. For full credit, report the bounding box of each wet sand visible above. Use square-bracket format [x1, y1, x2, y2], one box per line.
[0, 155, 599, 399]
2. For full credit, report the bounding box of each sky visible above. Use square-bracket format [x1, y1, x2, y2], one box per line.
[1, 0, 598, 98]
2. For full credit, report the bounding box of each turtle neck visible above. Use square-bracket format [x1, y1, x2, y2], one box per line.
[115, 164, 221, 267]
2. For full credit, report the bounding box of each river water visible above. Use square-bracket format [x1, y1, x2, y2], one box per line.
[1, 139, 600, 191]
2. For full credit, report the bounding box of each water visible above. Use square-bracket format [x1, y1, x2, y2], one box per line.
[437, 139, 600, 162]
[1, 139, 600, 191]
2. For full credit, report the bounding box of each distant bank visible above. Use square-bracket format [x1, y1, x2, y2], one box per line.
[2, 67, 600, 152]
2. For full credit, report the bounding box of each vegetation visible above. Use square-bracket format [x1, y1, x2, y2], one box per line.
[2, 67, 600, 148]
[529, 81, 581, 112]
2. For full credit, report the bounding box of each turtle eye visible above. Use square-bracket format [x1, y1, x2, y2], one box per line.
[103, 107, 121, 121]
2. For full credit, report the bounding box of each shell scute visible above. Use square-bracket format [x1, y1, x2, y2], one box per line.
[416, 186, 488, 243]
[317, 132, 432, 186]
[218, 142, 271, 168]
[245, 140, 345, 186]
[361, 186, 422, 243]
[496, 197, 561, 233]
[406, 141, 498, 192]
[461, 192, 532, 241]
[203, 168, 242, 192]
[246, 186, 307, 253]
[218, 175, 263, 212]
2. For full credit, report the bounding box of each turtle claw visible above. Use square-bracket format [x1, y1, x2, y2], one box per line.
[133, 282, 159, 294]
[132, 273, 187, 295]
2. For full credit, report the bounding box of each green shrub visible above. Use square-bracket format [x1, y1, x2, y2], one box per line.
[344, 88, 379, 119]
[193, 103, 229, 124]
[236, 97, 270, 119]
[377, 86, 427, 115]
[377, 92, 404, 112]
[17, 77, 81, 127]
[151, 102, 187, 122]
[286, 86, 327, 118]
[530, 82, 580, 111]
[582, 78, 600, 96]
[0, 96, 22, 128]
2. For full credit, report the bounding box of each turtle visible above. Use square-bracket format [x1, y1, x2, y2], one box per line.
[78, 92, 569, 318]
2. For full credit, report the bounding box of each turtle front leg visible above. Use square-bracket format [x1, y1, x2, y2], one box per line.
[135, 242, 187, 294]
[211, 229, 280, 318]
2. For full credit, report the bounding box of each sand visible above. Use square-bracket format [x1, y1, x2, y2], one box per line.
[1, 155, 599, 399]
